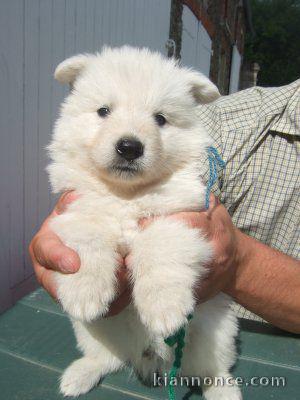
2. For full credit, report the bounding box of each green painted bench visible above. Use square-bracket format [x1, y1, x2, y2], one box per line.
[0, 289, 299, 399]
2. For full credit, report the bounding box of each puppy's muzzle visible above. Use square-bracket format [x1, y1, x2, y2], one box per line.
[115, 137, 144, 161]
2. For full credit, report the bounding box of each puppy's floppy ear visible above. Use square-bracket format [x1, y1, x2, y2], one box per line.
[54, 54, 91, 85]
[188, 71, 220, 104]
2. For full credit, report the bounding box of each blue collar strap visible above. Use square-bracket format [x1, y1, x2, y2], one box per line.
[205, 146, 226, 209]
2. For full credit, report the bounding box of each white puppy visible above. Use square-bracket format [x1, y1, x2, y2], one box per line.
[48, 46, 241, 400]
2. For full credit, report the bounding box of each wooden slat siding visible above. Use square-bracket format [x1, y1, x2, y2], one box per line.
[86, 0, 95, 53]
[127, 0, 137, 46]
[11, 274, 38, 304]
[0, 1, 12, 313]
[0, 0, 171, 313]
[110, 1, 119, 45]
[96, 0, 111, 46]
[24, 0, 40, 278]
[65, 0, 76, 58]
[49, 0, 66, 211]
[7, 0, 25, 288]
[92, 0, 171, 53]
[38, 0, 53, 227]
[93, 1, 103, 50]
[75, 0, 87, 53]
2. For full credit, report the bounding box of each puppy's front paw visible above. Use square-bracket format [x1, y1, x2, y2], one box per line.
[57, 274, 116, 322]
[135, 286, 194, 337]
[144, 306, 190, 338]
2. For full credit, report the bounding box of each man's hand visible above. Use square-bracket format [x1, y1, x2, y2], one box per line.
[141, 199, 300, 333]
[29, 191, 81, 298]
[30, 192, 300, 332]
[29, 191, 130, 315]
[139, 195, 241, 303]
[30, 193, 239, 313]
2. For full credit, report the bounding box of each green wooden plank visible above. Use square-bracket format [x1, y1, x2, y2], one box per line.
[0, 346, 298, 400]
[2, 291, 300, 400]
[0, 351, 142, 400]
[0, 303, 163, 399]
[20, 288, 64, 316]
[20, 289, 300, 368]
[239, 319, 300, 368]
[0, 303, 78, 370]
[233, 355, 299, 400]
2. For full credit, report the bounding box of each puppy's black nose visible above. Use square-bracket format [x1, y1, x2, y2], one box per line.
[115, 137, 144, 161]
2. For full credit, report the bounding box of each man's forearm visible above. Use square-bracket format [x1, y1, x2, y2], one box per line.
[224, 231, 300, 333]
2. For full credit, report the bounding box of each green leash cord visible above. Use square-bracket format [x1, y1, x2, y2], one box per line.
[164, 314, 193, 400]
[163, 146, 225, 400]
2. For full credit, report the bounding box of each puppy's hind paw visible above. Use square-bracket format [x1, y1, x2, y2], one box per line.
[60, 358, 103, 397]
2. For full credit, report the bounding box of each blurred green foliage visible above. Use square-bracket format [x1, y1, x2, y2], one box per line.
[245, 0, 300, 86]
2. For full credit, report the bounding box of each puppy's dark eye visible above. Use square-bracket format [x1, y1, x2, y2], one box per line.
[97, 106, 110, 118]
[154, 113, 167, 127]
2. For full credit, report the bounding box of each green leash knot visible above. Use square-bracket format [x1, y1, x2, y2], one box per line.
[163, 146, 225, 400]
[164, 314, 193, 400]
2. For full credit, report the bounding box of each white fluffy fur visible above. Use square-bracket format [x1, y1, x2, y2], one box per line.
[47, 46, 241, 399]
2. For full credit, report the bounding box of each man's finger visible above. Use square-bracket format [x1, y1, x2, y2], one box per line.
[139, 212, 210, 232]
[138, 216, 158, 230]
[139, 195, 219, 230]
[168, 212, 210, 230]
[32, 264, 58, 299]
[55, 191, 80, 215]
[31, 234, 80, 273]
[38, 192, 80, 231]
